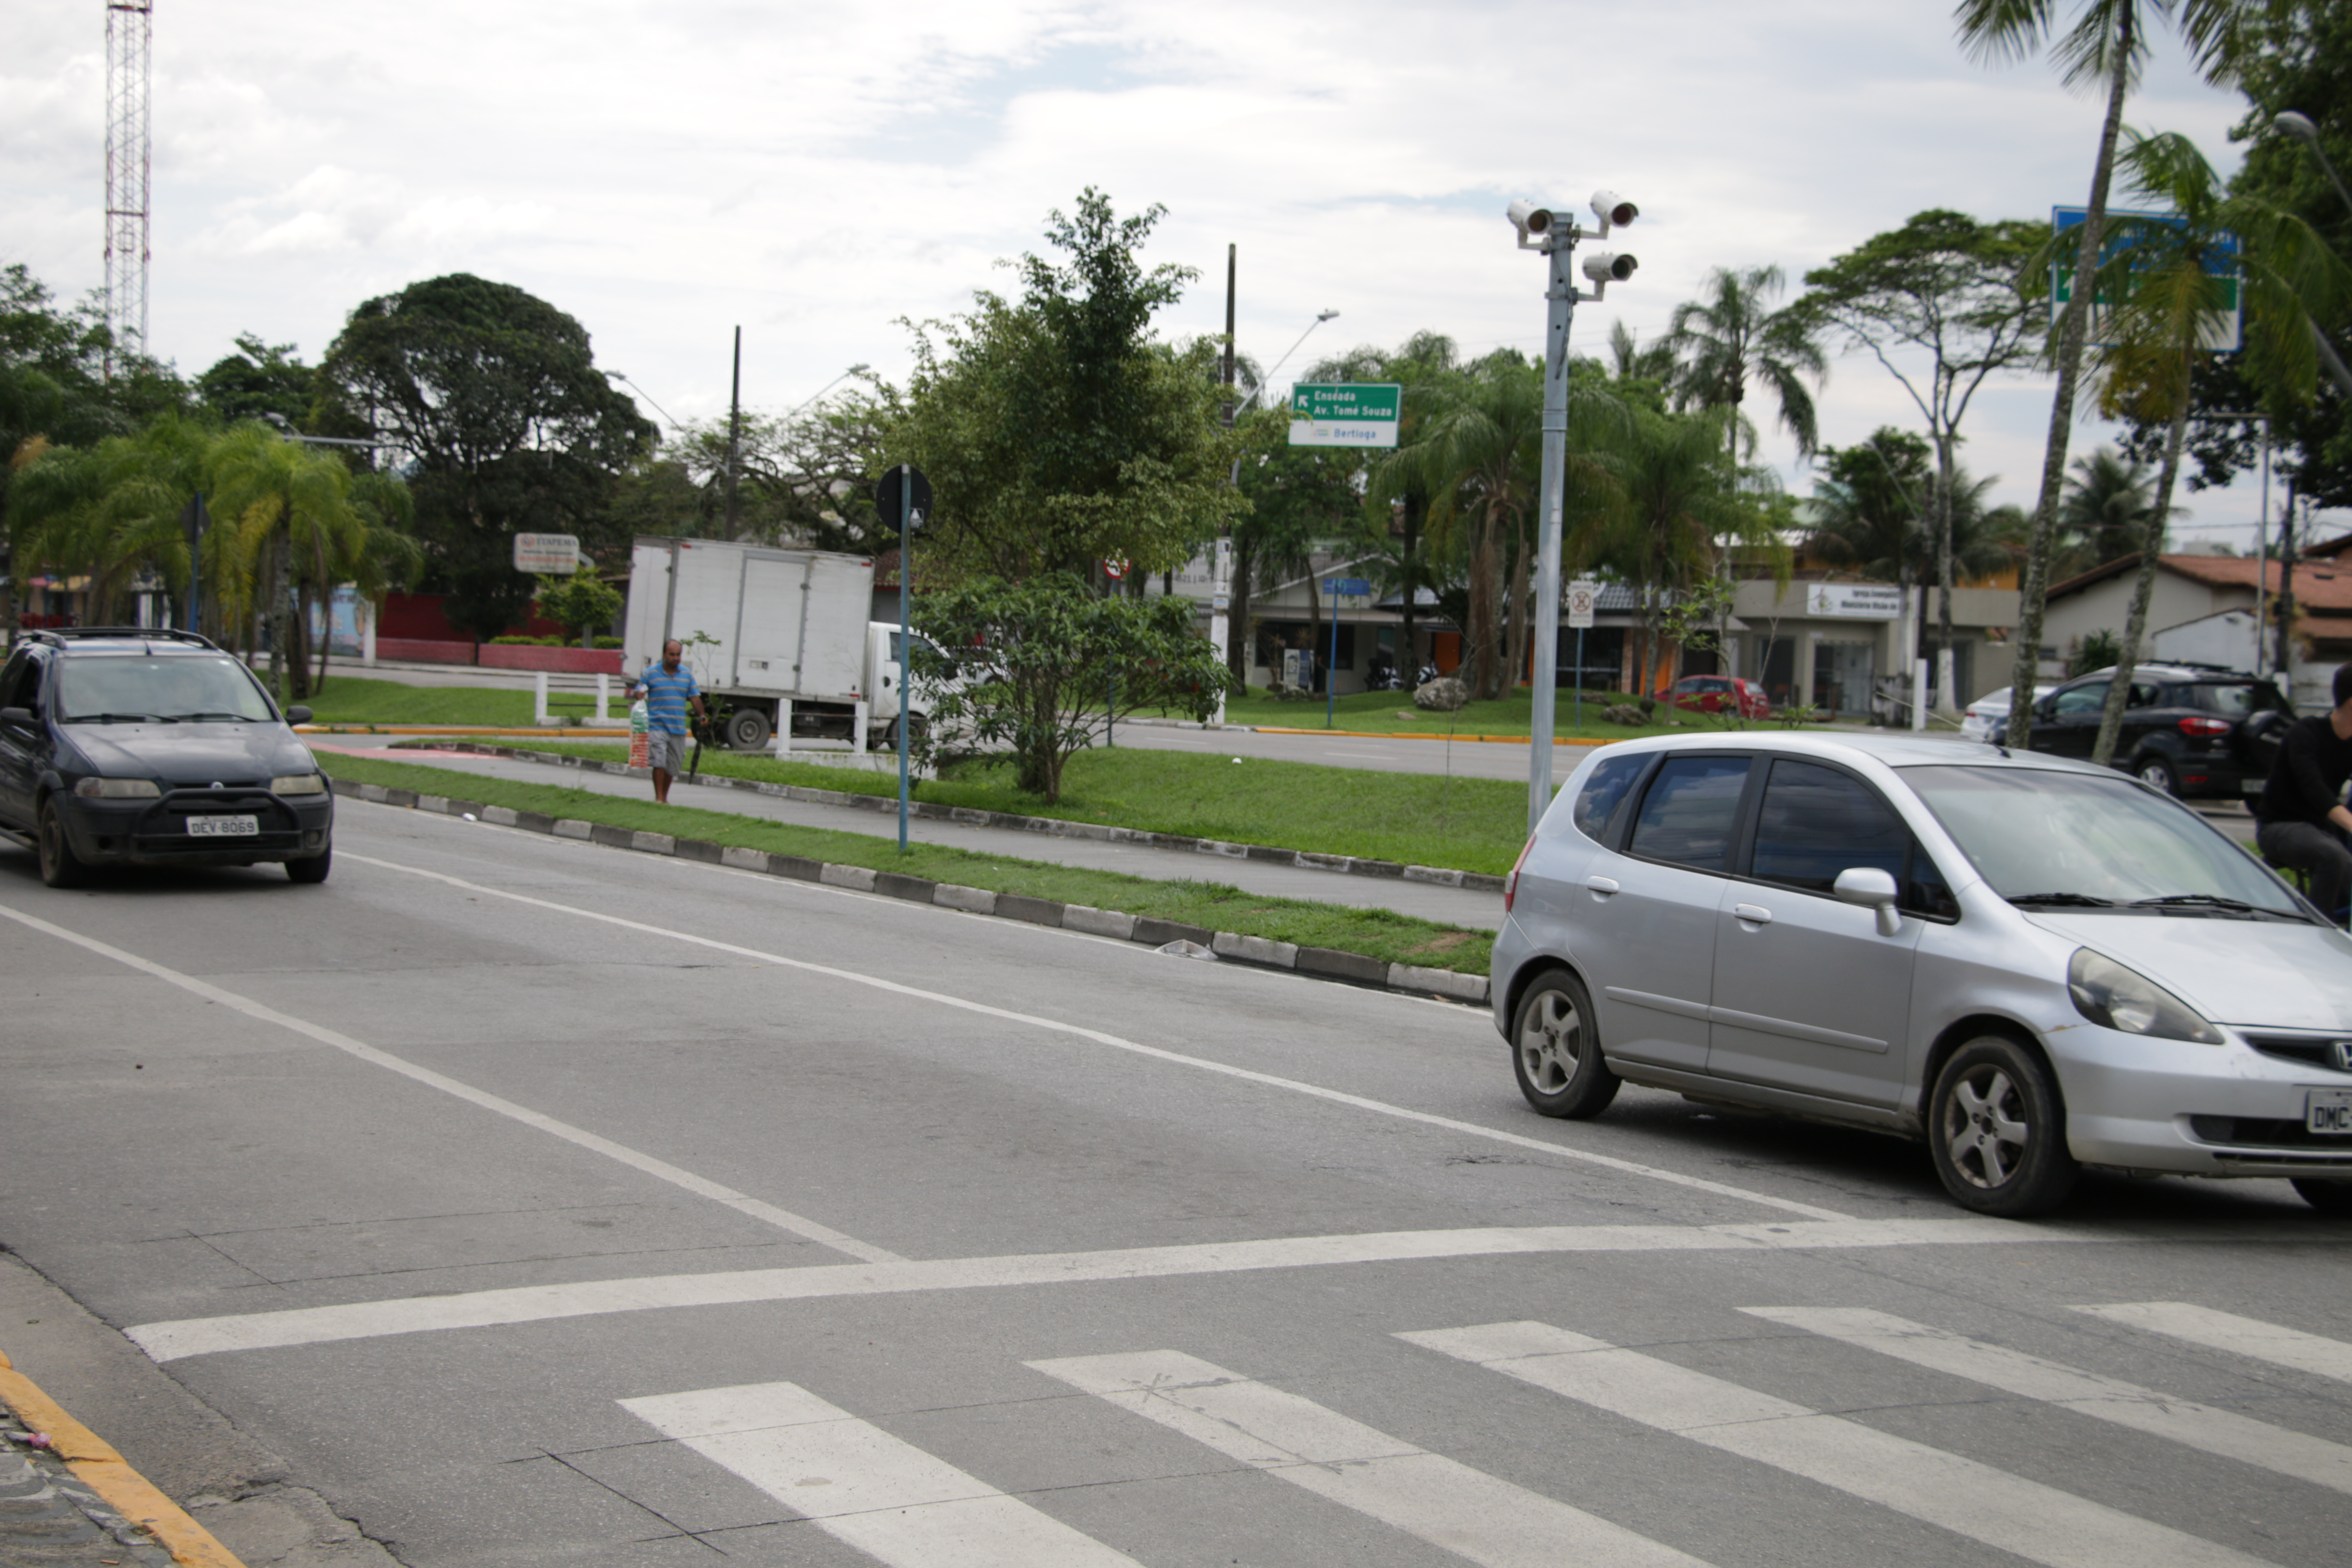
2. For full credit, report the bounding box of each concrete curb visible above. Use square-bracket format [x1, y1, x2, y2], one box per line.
[418, 741, 1512, 895]
[0, 1349, 245, 1567]
[333, 777, 1490, 1008]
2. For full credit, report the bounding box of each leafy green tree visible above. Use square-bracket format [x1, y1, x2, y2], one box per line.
[889, 191, 1245, 582]
[196, 335, 317, 426]
[1595, 406, 1784, 691]
[1233, 408, 1360, 689]
[2119, 0, 2352, 507]
[908, 574, 1227, 801]
[1318, 332, 1463, 686]
[2056, 446, 2160, 572]
[319, 273, 654, 642]
[535, 570, 623, 645]
[1799, 211, 2049, 708]
[1812, 429, 2017, 671]
[633, 391, 891, 552]
[1954, 0, 2276, 746]
[2067, 127, 2350, 765]
[1662, 264, 1830, 459]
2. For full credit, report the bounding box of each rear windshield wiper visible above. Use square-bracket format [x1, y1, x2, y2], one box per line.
[2005, 891, 2119, 907]
[64, 712, 175, 723]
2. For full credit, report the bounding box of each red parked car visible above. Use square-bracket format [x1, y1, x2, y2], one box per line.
[1652, 674, 1770, 720]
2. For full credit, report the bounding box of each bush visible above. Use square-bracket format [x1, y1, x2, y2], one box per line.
[489, 635, 560, 646]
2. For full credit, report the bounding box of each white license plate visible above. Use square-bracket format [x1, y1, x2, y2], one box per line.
[2242, 776, 2266, 794]
[2309, 1089, 2352, 1136]
[185, 815, 260, 838]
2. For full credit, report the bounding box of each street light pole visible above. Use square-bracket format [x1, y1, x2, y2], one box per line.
[1511, 193, 1639, 835]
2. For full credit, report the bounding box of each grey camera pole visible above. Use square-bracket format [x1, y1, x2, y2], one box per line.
[897, 469, 913, 854]
[1527, 237, 1579, 836]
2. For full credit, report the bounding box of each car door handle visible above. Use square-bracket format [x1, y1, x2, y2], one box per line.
[1733, 903, 1772, 925]
[1584, 876, 1620, 896]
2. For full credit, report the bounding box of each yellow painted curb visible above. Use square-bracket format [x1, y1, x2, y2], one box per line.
[1250, 726, 1616, 747]
[0, 1349, 247, 1568]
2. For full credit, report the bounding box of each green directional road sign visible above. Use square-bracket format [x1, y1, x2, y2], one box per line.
[2051, 206, 2241, 352]
[1289, 383, 1402, 448]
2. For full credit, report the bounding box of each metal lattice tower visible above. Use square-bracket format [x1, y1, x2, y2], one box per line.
[104, 0, 153, 376]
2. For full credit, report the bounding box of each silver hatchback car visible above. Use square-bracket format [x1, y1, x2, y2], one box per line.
[1492, 732, 2352, 1216]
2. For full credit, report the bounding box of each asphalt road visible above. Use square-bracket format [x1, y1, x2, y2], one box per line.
[2, 803, 2346, 1568]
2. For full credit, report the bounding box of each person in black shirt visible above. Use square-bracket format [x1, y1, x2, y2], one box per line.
[2255, 662, 2352, 918]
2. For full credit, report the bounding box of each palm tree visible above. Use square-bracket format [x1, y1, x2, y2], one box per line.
[2074, 127, 2352, 766]
[1662, 265, 1830, 461]
[206, 423, 373, 702]
[1595, 407, 1780, 694]
[2055, 447, 2159, 574]
[1606, 321, 1678, 385]
[1371, 355, 1630, 699]
[1955, 0, 2275, 746]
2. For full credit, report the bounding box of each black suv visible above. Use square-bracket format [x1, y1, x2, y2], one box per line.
[2023, 662, 2291, 799]
[0, 628, 334, 886]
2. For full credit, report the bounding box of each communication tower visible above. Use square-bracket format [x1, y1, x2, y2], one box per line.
[104, 0, 153, 376]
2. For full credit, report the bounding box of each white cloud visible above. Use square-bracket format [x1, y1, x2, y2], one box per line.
[4, 0, 2312, 524]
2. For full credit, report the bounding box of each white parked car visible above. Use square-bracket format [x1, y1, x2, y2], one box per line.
[1959, 686, 2012, 742]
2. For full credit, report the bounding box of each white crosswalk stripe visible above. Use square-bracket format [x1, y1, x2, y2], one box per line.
[1029, 1349, 1711, 1568]
[619, 1381, 1141, 1568]
[1399, 1320, 2284, 1568]
[1744, 1307, 2352, 1495]
[2072, 1302, 2352, 1384]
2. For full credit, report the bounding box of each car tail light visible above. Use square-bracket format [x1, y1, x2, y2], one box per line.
[2179, 716, 2230, 738]
[1504, 836, 1537, 913]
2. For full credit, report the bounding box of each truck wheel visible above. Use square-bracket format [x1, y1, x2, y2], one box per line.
[885, 713, 927, 749]
[726, 707, 772, 751]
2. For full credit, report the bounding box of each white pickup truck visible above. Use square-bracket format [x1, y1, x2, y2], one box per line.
[622, 536, 939, 751]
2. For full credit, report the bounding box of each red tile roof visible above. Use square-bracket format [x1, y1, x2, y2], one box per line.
[2049, 553, 2352, 610]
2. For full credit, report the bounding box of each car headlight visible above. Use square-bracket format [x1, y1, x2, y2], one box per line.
[73, 777, 160, 799]
[271, 773, 327, 796]
[2068, 948, 2223, 1044]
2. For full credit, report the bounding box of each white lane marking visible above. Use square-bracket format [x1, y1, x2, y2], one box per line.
[1744, 1307, 2352, 1495]
[0, 900, 900, 1267]
[1400, 1321, 2281, 1568]
[337, 848, 1853, 1223]
[2071, 1303, 2352, 1384]
[1028, 1349, 1709, 1568]
[622, 1381, 1139, 1567]
[127, 1217, 2101, 1362]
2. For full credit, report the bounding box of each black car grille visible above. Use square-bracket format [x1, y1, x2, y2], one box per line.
[127, 787, 304, 853]
[2241, 1034, 2352, 1072]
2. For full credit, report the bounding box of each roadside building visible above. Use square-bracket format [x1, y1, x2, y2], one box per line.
[2045, 548, 2352, 712]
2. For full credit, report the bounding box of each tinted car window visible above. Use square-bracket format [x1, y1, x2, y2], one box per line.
[0, 654, 40, 711]
[1571, 752, 1649, 841]
[2188, 681, 2288, 718]
[1627, 755, 1751, 872]
[2051, 681, 2108, 717]
[56, 654, 276, 723]
[1749, 760, 1907, 893]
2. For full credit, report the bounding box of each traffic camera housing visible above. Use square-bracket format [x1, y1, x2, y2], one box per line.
[1507, 200, 1555, 245]
[1591, 191, 1638, 229]
[1582, 251, 1638, 284]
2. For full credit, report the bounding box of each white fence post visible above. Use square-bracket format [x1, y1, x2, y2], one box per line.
[773, 698, 792, 757]
[595, 673, 610, 724]
[535, 669, 551, 726]
[1912, 658, 1929, 732]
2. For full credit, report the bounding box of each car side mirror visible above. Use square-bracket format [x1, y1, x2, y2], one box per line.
[0, 706, 31, 729]
[1834, 867, 1903, 937]
[285, 705, 312, 724]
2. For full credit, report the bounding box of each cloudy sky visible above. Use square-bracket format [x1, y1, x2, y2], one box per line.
[6, 1, 2315, 543]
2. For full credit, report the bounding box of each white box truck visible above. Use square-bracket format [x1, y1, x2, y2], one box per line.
[622, 536, 936, 751]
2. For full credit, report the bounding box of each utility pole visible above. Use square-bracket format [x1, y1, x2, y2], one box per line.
[1509, 192, 1640, 835]
[724, 326, 744, 538]
[1210, 244, 1236, 725]
[2276, 481, 2299, 685]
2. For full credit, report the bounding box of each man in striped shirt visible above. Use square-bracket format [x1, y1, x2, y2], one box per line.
[628, 639, 708, 803]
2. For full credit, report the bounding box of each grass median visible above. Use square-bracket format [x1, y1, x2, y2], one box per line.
[303, 678, 542, 727]
[502, 741, 1536, 874]
[321, 750, 1496, 975]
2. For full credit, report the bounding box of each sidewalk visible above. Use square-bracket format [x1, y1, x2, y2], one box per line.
[315, 744, 1508, 931]
[0, 1255, 395, 1567]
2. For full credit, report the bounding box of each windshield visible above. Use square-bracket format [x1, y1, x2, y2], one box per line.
[56, 654, 277, 723]
[1901, 763, 2306, 918]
